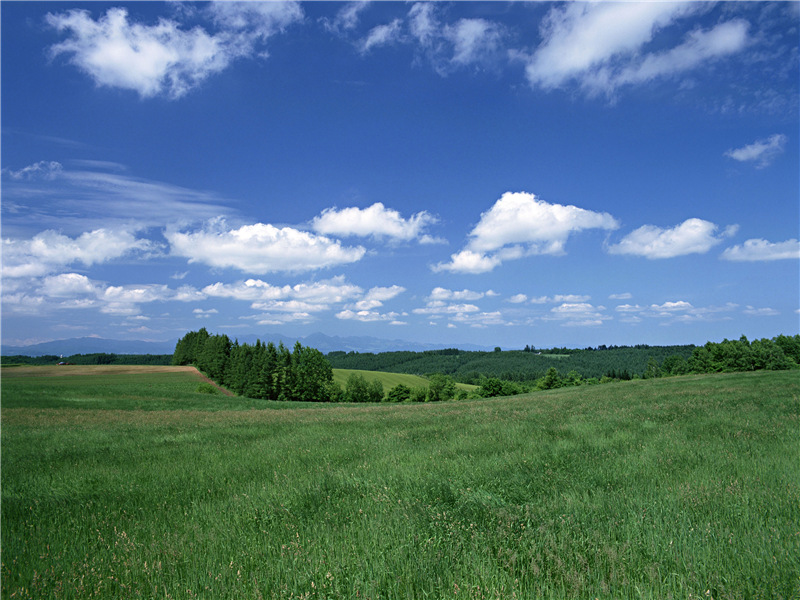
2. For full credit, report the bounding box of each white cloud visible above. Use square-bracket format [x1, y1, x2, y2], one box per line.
[609, 292, 633, 300]
[450, 310, 507, 328]
[360, 20, 403, 54]
[432, 249, 501, 274]
[428, 287, 490, 302]
[725, 134, 788, 168]
[434, 192, 618, 273]
[47, 8, 231, 99]
[2, 228, 152, 278]
[508, 293, 528, 304]
[336, 309, 406, 323]
[617, 299, 739, 324]
[544, 302, 611, 327]
[612, 20, 750, 88]
[743, 306, 779, 317]
[322, 2, 370, 35]
[615, 303, 645, 313]
[311, 202, 437, 243]
[204, 276, 364, 309]
[520, 3, 749, 96]
[721, 238, 800, 261]
[408, 2, 438, 47]
[351, 285, 405, 310]
[413, 301, 480, 316]
[444, 18, 504, 66]
[607, 218, 733, 259]
[3, 161, 63, 181]
[468, 192, 618, 254]
[2, 162, 232, 233]
[40, 273, 98, 298]
[167, 219, 366, 274]
[208, 1, 303, 40]
[203, 276, 405, 322]
[46, 4, 302, 99]
[5, 272, 202, 317]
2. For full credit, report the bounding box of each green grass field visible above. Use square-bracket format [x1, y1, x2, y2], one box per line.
[332, 368, 433, 391]
[2, 366, 798, 599]
[332, 368, 477, 393]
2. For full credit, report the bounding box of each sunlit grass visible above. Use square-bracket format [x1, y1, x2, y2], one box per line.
[2, 368, 798, 598]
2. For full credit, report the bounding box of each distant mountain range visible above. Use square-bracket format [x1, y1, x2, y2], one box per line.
[1, 333, 493, 357]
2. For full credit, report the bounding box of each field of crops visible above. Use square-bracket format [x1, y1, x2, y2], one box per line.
[2, 365, 798, 598]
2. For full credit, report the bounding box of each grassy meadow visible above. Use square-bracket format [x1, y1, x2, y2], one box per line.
[1, 366, 798, 599]
[331, 368, 477, 393]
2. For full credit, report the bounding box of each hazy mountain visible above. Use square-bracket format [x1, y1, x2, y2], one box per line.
[1, 337, 178, 357]
[2, 333, 493, 357]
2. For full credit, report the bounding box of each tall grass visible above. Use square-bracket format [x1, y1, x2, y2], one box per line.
[2, 368, 798, 599]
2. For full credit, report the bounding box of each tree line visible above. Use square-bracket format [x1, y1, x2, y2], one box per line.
[176, 330, 799, 402]
[172, 329, 462, 403]
[1, 353, 173, 366]
[172, 328, 337, 402]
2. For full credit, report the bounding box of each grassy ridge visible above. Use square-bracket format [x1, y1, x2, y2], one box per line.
[2, 368, 798, 598]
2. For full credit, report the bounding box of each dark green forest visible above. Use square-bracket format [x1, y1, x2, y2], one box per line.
[326, 335, 799, 384]
[1, 353, 173, 366]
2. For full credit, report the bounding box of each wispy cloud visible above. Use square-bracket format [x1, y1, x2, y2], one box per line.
[2, 161, 232, 233]
[517, 3, 749, 97]
[725, 134, 787, 168]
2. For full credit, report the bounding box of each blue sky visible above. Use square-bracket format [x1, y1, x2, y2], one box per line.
[2, 1, 798, 350]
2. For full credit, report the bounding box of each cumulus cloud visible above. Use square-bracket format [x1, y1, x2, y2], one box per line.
[724, 134, 788, 168]
[202, 276, 405, 324]
[2, 228, 153, 278]
[721, 238, 800, 261]
[203, 276, 363, 305]
[434, 192, 618, 273]
[432, 249, 501, 275]
[4, 272, 201, 317]
[167, 219, 366, 274]
[46, 4, 302, 99]
[519, 2, 748, 96]
[311, 202, 438, 243]
[607, 218, 735, 259]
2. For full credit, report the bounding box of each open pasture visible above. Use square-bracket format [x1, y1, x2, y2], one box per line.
[2, 367, 798, 599]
